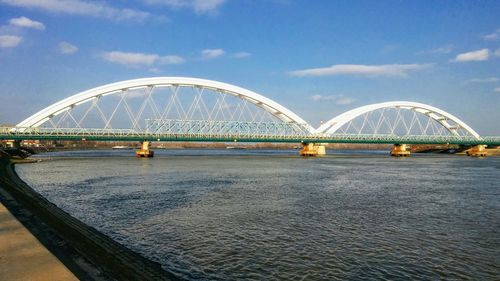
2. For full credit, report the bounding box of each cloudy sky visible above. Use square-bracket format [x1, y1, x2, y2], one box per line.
[0, 0, 499, 134]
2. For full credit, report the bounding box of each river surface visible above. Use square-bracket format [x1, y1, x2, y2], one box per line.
[16, 149, 500, 280]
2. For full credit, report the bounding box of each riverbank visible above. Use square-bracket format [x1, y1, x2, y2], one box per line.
[0, 152, 180, 280]
[0, 198, 78, 281]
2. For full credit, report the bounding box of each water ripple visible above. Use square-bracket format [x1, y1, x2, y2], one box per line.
[16, 151, 500, 280]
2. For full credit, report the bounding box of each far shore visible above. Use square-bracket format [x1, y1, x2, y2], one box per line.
[5, 139, 499, 156]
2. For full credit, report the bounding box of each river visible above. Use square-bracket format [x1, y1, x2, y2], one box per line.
[15, 149, 500, 280]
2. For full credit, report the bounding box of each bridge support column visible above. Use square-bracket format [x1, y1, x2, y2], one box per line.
[466, 145, 487, 157]
[300, 143, 326, 156]
[5, 140, 21, 148]
[136, 141, 154, 158]
[391, 144, 410, 157]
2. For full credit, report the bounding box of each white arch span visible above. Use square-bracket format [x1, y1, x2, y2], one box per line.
[16, 80, 480, 139]
[16, 77, 314, 132]
[315, 101, 480, 139]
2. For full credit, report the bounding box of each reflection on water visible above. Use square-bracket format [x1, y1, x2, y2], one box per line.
[16, 150, 500, 280]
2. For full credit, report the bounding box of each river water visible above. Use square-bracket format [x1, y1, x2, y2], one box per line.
[16, 149, 500, 280]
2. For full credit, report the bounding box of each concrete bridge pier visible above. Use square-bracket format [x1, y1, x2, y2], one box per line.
[136, 141, 154, 158]
[5, 140, 21, 148]
[299, 143, 326, 156]
[466, 144, 487, 157]
[391, 144, 411, 157]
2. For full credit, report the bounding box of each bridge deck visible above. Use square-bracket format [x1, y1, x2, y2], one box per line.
[1, 128, 500, 146]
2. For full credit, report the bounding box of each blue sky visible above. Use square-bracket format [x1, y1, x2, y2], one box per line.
[0, 0, 499, 134]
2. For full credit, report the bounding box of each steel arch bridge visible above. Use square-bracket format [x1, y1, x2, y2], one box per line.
[1, 77, 499, 148]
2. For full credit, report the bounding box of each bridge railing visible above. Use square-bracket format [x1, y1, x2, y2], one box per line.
[3, 126, 313, 140]
[2, 126, 500, 145]
[2, 127, 141, 136]
[144, 119, 311, 136]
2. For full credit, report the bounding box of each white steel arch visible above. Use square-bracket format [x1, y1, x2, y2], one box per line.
[16, 77, 314, 132]
[315, 101, 481, 139]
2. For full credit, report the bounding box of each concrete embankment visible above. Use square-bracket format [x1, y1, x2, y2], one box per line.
[0, 199, 79, 281]
[0, 152, 180, 281]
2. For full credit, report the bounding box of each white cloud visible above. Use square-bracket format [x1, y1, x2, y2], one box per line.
[311, 94, 355, 105]
[495, 87, 500, 93]
[191, 0, 226, 14]
[58, 41, 78, 54]
[452, 49, 490, 62]
[483, 28, 500, 41]
[495, 49, 500, 57]
[144, 0, 226, 15]
[1, 0, 152, 22]
[0, 35, 22, 47]
[158, 55, 185, 64]
[431, 45, 453, 54]
[102, 51, 158, 66]
[417, 45, 453, 55]
[289, 64, 430, 78]
[8, 16, 45, 30]
[335, 96, 356, 105]
[464, 77, 498, 84]
[233, 51, 251, 59]
[311, 94, 336, 101]
[101, 51, 184, 67]
[484, 33, 498, 41]
[382, 44, 398, 53]
[148, 67, 162, 73]
[201, 48, 225, 59]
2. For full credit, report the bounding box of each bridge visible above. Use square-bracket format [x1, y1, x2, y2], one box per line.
[1, 77, 499, 157]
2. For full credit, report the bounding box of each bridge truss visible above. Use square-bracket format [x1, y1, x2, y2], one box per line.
[2, 77, 499, 147]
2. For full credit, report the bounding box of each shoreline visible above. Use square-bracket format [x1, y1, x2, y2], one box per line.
[0, 154, 180, 281]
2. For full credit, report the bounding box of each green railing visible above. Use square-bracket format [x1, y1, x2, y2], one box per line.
[1, 127, 500, 145]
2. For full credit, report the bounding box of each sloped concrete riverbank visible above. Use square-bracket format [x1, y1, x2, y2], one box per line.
[0, 152, 180, 281]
